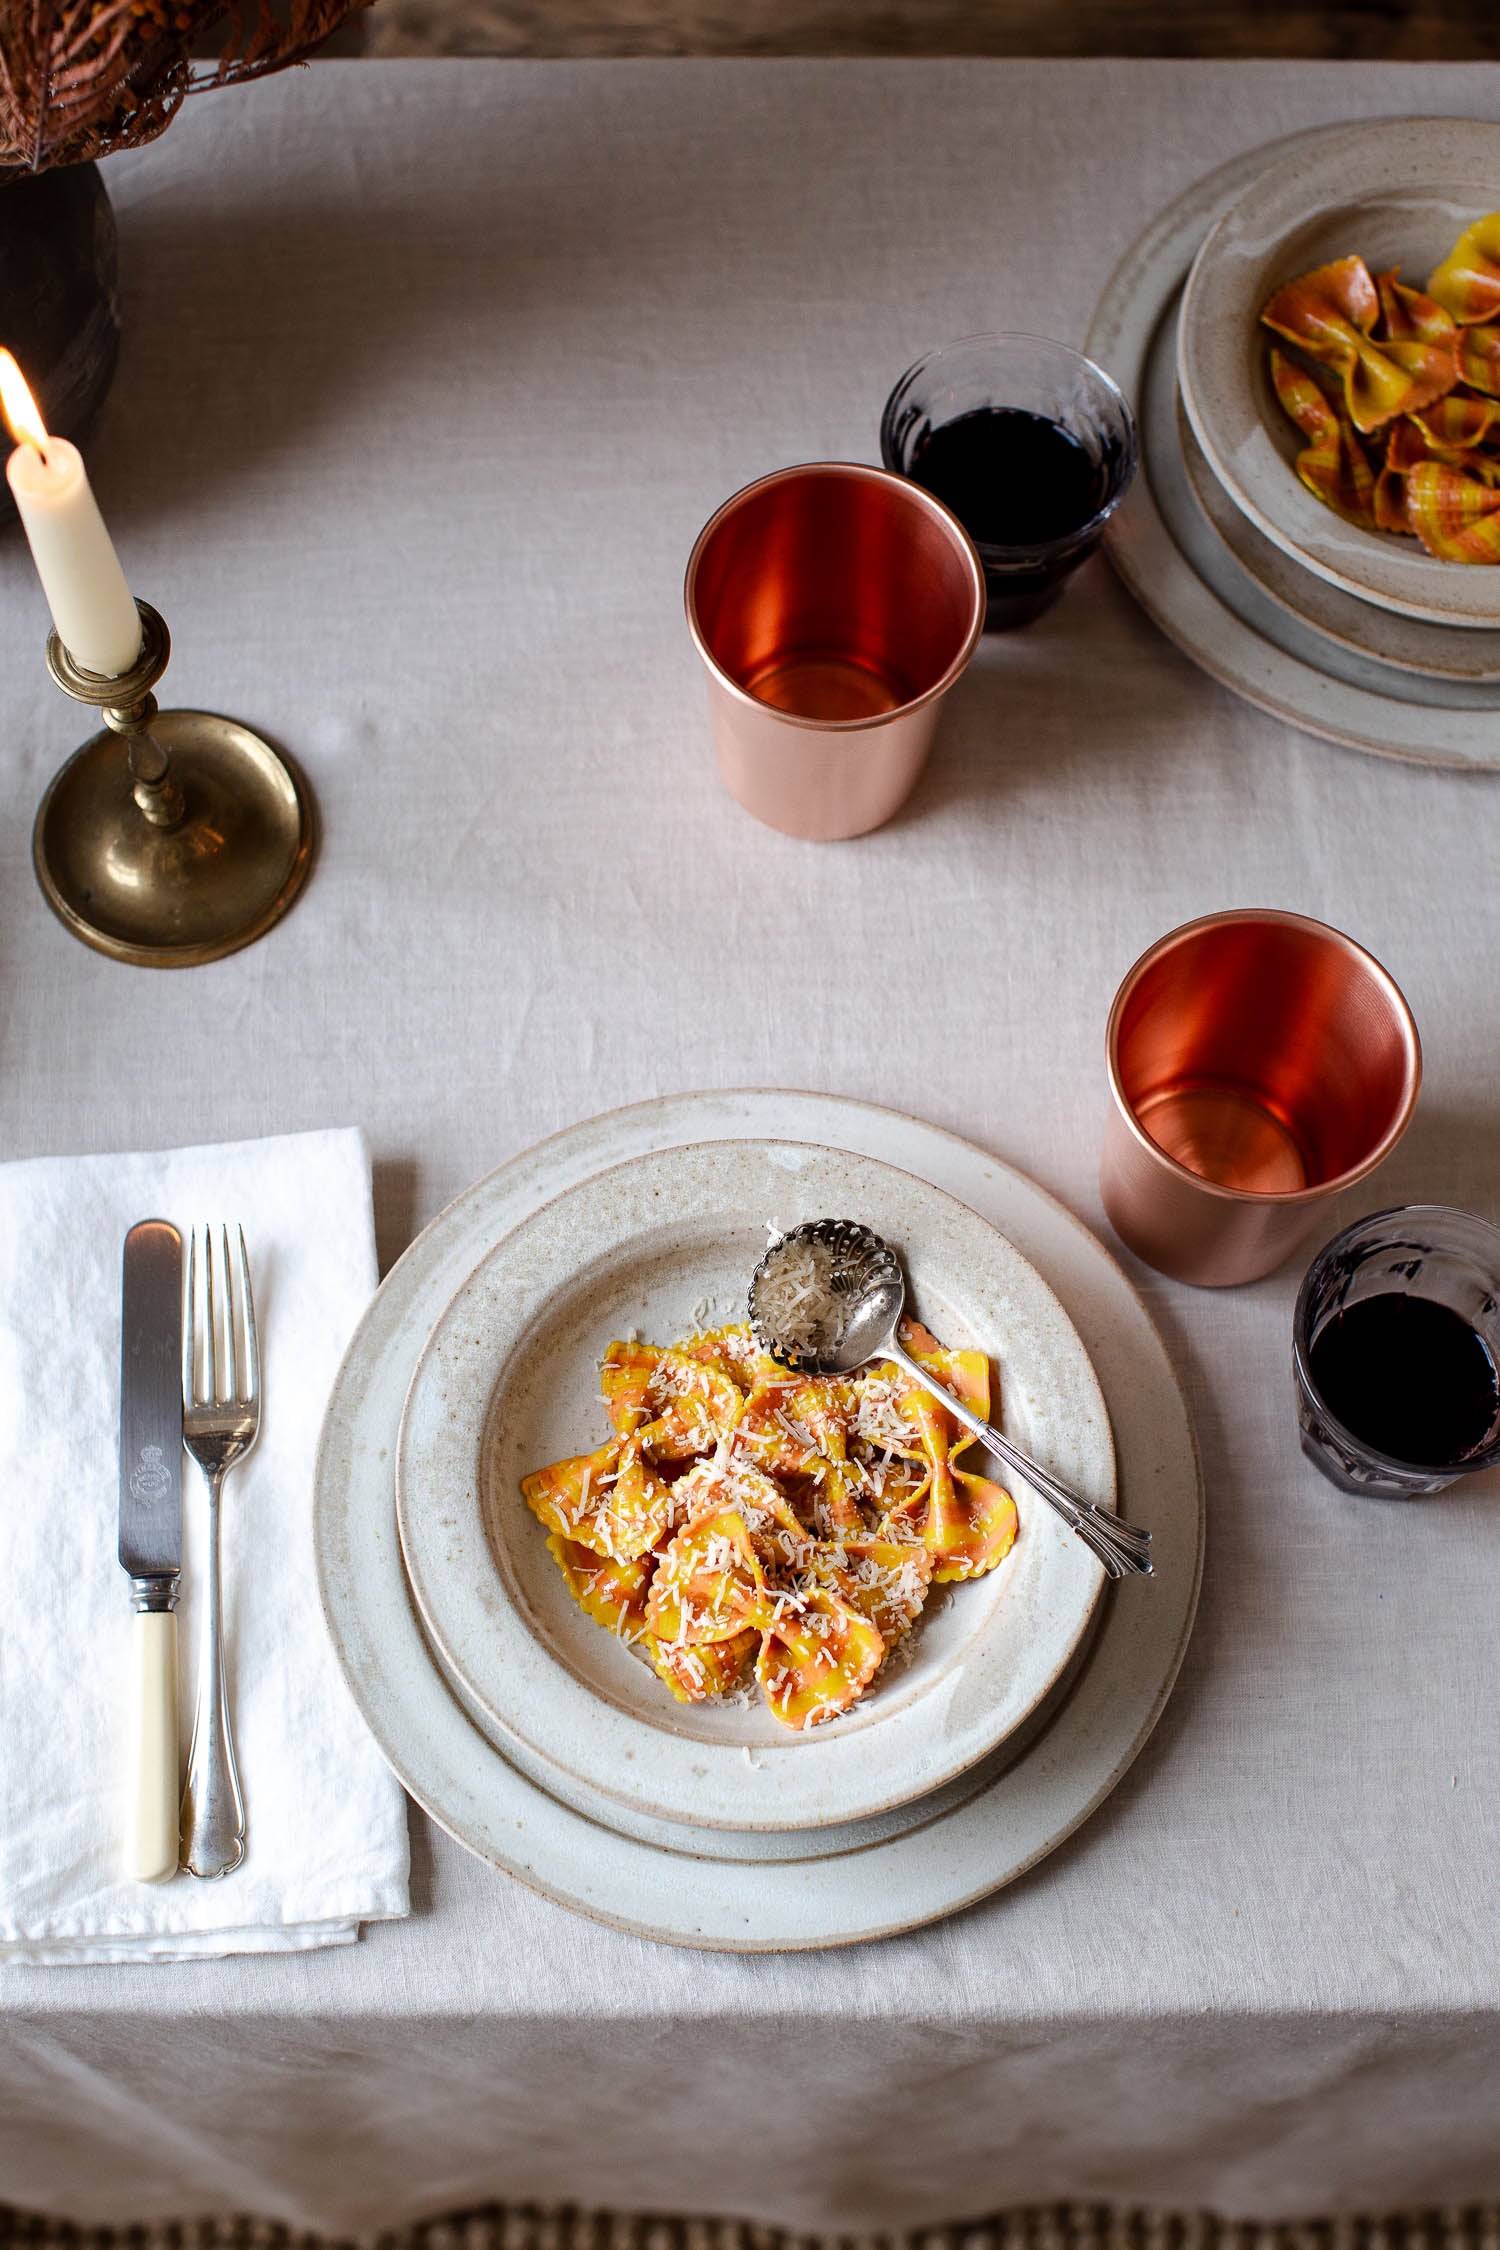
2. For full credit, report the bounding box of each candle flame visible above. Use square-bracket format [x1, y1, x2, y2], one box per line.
[0, 349, 50, 456]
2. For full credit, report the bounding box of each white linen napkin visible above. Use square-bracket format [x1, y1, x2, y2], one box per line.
[0, 1126, 410, 1963]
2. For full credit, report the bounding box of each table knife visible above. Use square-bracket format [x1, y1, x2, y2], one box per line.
[119, 1219, 184, 1883]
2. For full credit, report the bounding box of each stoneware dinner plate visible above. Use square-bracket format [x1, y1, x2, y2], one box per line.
[1177, 396, 1500, 683]
[395, 1139, 1111, 1834]
[313, 1090, 1203, 1949]
[421, 1628, 1082, 1863]
[1088, 124, 1500, 767]
[1178, 117, 1500, 627]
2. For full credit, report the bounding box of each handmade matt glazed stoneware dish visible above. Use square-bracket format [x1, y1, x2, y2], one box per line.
[1178, 117, 1500, 627]
[1086, 127, 1500, 766]
[1142, 293, 1500, 720]
[395, 1138, 1112, 1834]
[423, 1629, 1081, 1866]
[313, 1089, 1203, 1947]
[1177, 398, 1500, 682]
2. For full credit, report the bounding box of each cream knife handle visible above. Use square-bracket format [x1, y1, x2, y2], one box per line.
[125, 1607, 179, 1883]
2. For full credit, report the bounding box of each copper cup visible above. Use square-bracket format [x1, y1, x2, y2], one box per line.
[684, 462, 984, 840]
[1101, 910, 1422, 1287]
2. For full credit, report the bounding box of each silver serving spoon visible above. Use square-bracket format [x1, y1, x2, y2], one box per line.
[749, 1218, 1153, 1581]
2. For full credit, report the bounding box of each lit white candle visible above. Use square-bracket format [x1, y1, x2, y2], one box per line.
[1, 348, 142, 679]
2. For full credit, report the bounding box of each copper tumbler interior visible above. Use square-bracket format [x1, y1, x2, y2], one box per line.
[685, 462, 983, 838]
[1103, 910, 1422, 1286]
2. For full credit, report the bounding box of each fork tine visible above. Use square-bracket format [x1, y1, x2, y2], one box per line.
[203, 1223, 219, 1406]
[235, 1224, 259, 1408]
[219, 1221, 238, 1407]
[183, 1225, 197, 1406]
[194, 1222, 213, 1408]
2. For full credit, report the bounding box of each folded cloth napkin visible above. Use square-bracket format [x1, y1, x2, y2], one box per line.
[0, 1126, 410, 1963]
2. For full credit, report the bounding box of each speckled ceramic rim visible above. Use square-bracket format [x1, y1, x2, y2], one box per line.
[1106, 909, 1422, 1207]
[313, 1089, 1204, 1948]
[417, 1586, 1107, 1867]
[1175, 395, 1500, 685]
[395, 1137, 1112, 1834]
[1178, 117, 1500, 629]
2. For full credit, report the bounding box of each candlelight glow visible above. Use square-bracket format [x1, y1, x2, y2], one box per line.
[0, 350, 49, 456]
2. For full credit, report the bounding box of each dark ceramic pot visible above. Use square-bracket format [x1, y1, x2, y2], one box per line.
[0, 162, 119, 523]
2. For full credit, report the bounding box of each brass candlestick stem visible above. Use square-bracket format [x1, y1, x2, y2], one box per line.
[33, 599, 313, 967]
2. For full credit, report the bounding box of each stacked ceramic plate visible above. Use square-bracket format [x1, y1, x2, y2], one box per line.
[313, 1090, 1203, 1950]
[1086, 115, 1500, 768]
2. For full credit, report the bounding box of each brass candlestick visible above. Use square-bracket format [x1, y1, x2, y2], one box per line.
[33, 599, 313, 967]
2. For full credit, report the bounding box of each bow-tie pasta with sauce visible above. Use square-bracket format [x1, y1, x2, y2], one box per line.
[1260, 216, 1500, 560]
[522, 1319, 1017, 1729]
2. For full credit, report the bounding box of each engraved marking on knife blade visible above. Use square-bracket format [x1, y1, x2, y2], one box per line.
[129, 1444, 173, 1503]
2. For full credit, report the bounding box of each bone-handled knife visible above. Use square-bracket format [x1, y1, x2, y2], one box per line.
[119, 1219, 184, 1883]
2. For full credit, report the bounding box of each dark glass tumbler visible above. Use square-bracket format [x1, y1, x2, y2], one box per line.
[1293, 1205, 1500, 1498]
[879, 333, 1138, 630]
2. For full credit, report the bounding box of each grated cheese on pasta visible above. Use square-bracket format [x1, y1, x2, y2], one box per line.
[520, 1314, 1019, 1731]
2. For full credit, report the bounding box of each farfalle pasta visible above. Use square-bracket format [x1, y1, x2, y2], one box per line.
[1261, 255, 1457, 435]
[1429, 214, 1500, 327]
[1268, 346, 1376, 526]
[1259, 216, 1500, 561]
[521, 1318, 1017, 1730]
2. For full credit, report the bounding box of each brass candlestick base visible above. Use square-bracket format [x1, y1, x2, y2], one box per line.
[33, 600, 313, 968]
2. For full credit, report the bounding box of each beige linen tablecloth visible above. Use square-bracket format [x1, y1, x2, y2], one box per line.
[3, 54, 1499, 2241]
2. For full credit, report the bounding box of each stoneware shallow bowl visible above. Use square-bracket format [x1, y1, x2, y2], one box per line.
[1177, 395, 1500, 682]
[314, 1090, 1203, 1948]
[417, 1615, 1087, 1864]
[396, 1138, 1112, 1834]
[1142, 275, 1500, 720]
[1088, 126, 1500, 766]
[1149, 311, 1500, 713]
[1178, 116, 1500, 628]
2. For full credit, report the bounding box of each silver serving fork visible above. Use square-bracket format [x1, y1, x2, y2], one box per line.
[179, 1223, 259, 1877]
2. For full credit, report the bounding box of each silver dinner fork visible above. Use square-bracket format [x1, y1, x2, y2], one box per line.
[179, 1223, 259, 1878]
